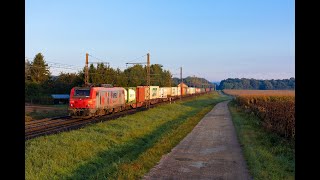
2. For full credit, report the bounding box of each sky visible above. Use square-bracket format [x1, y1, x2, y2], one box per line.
[26, 0, 295, 82]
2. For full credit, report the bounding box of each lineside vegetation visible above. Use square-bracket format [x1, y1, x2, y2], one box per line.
[25, 92, 229, 179]
[228, 102, 295, 179]
[223, 90, 295, 139]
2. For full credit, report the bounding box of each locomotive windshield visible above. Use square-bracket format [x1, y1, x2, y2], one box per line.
[74, 89, 90, 97]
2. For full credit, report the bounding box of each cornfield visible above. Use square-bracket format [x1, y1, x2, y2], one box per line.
[224, 90, 295, 139]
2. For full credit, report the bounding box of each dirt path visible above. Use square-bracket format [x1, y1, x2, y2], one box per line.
[144, 100, 251, 180]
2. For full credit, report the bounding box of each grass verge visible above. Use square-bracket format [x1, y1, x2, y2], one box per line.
[25, 92, 229, 180]
[25, 104, 68, 121]
[228, 101, 295, 180]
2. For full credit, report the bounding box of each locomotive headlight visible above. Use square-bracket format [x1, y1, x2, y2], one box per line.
[70, 104, 73, 107]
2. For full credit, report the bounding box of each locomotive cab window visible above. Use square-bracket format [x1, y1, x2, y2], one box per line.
[74, 89, 90, 97]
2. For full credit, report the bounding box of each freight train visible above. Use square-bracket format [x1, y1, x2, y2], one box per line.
[68, 85, 213, 117]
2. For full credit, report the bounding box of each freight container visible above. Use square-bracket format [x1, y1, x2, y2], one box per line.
[136, 86, 145, 103]
[178, 87, 186, 96]
[149, 86, 160, 99]
[180, 87, 187, 95]
[163, 87, 172, 96]
[171, 87, 178, 96]
[137, 86, 159, 100]
[195, 88, 201, 94]
[159, 87, 168, 98]
[124, 87, 136, 103]
[200, 88, 205, 93]
[187, 87, 196, 95]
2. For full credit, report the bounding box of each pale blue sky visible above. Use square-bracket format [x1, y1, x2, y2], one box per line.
[26, 0, 295, 82]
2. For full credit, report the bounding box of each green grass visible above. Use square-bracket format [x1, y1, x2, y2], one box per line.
[25, 92, 229, 180]
[228, 101, 295, 180]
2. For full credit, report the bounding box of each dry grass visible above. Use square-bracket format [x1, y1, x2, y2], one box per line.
[224, 90, 295, 139]
[223, 90, 295, 96]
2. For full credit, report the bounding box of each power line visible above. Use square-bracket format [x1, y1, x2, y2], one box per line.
[125, 54, 147, 64]
[88, 54, 107, 62]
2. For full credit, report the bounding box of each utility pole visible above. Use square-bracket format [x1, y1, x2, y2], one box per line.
[201, 77, 203, 89]
[180, 67, 182, 100]
[193, 75, 196, 88]
[85, 53, 89, 87]
[125, 53, 150, 107]
[147, 53, 150, 108]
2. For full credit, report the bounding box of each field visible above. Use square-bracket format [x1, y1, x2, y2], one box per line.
[25, 92, 229, 179]
[223, 90, 295, 139]
[223, 89, 295, 96]
[225, 90, 295, 179]
[228, 102, 295, 179]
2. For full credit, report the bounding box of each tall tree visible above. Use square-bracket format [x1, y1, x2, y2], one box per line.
[115, 68, 127, 87]
[124, 65, 146, 86]
[51, 72, 83, 93]
[30, 53, 50, 83]
[25, 59, 32, 81]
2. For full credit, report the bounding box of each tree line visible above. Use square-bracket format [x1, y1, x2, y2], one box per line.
[25, 53, 182, 104]
[172, 77, 214, 88]
[217, 78, 295, 90]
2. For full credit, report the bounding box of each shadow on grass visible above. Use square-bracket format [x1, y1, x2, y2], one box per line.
[65, 109, 200, 179]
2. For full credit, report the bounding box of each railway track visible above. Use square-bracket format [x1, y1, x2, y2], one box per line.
[25, 92, 211, 140]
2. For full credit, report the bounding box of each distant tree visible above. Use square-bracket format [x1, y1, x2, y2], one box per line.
[250, 79, 260, 89]
[218, 78, 294, 90]
[150, 64, 163, 86]
[30, 53, 50, 83]
[260, 80, 274, 90]
[114, 68, 127, 87]
[25, 59, 32, 81]
[88, 64, 97, 83]
[241, 78, 251, 89]
[288, 77, 295, 89]
[25, 81, 42, 99]
[52, 72, 83, 93]
[104, 65, 117, 85]
[124, 65, 146, 86]
[161, 70, 172, 87]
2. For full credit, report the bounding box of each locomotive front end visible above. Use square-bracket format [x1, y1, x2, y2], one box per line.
[68, 87, 95, 116]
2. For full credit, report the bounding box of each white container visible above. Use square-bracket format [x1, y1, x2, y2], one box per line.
[159, 87, 168, 98]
